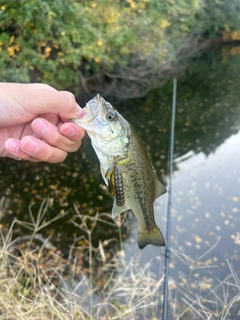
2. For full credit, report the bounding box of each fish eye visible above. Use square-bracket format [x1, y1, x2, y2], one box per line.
[106, 112, 116, 121]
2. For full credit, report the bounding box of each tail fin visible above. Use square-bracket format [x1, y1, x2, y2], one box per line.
[137, 226, 165, 249]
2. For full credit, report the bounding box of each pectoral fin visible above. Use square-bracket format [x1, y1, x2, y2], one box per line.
[112, 198, 129, 218]
[100, 164, 108, 186]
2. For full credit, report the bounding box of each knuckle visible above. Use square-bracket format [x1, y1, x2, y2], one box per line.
[74, 141, 82, 151]
[51, 131, 62, 145]
[50, 155, 67, 163]
[70, 141, 81, 152]
[59, 91, 76, 108]
[45, 149, 67, 163]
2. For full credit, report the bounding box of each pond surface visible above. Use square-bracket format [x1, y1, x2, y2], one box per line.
[166, 46, 240, 318]
[1, 45, 240, 317]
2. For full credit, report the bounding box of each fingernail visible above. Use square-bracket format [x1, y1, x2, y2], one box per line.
[76, 104, 86, 118]
[22, 138, 39, 153]
[65, 127, 76, 137]
[5, 139, 20, 153]
[33, 119, 48, 134]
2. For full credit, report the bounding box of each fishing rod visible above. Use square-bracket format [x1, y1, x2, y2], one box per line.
[162, 78, 177, 320]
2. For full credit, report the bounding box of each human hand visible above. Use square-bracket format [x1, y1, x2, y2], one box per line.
[0, 83, 85, 162]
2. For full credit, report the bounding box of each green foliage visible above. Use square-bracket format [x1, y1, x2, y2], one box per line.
[0, 0, 84, 88]
[0, 0, 239, 92]
[200, 0, 240, 37]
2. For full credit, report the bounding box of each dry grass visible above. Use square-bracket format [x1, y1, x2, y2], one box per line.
[0, 198, 164, 320]
[1, 197, 239, 319]
[168, 244, 240, 319]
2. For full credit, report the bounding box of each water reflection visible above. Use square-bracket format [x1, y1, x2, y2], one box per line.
[172, 130, 240, 257]
[166, 130, 240, 317]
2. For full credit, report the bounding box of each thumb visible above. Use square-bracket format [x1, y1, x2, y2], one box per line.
[27, 86, 82, 119]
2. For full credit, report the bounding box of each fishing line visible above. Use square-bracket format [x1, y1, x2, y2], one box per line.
[162, 78, 177, 320]
[89, 100, 114, 133]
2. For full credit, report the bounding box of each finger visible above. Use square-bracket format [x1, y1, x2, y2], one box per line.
[31, 118, 83, 152]
[27, 83, 57, 92]
[5, 83, 85, 119]
[5, 139, 40, 162]
[25, 88, 84, 119]
[59, 122, 86, 141]
[19, 137, 68, 163]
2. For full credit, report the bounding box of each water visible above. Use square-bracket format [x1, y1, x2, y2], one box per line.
[163, 47, 240, 317]
[168, 131, 240, 318]
[1, 46, 240, 317]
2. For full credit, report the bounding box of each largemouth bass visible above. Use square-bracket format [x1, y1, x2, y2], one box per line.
[72, 95, 166, 249]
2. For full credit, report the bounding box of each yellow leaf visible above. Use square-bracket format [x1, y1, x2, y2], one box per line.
[194, 235, 202, 243]
[160, 19, 170, 29]
[96, 40, 103, 47]
[7, 46, 15, 57]
[94, 57, 101, 63]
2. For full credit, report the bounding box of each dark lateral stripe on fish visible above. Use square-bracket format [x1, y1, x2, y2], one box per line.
[72, 94, 166, 249]
[133, 192, 153, 232]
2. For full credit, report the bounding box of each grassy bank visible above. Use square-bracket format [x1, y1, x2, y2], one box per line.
[1, 197, 240, 319]
[0, 197, 164, 319]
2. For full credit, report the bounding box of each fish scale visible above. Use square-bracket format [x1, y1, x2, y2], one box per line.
[123, 131, 160, 234]
[72, 94, 167, 249]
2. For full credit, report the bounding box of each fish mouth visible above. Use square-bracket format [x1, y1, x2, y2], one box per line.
[71, 94, 102, 125]
[72, 94, 121, 136]
[83, 94, 102, 121]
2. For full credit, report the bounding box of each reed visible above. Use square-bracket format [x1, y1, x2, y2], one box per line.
[0, 198, 164, 319]
[1, 197, 238, 319]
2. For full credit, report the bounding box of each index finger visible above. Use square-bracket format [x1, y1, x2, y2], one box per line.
[4, 83, 83, 120]
[28, 89, 83, 119]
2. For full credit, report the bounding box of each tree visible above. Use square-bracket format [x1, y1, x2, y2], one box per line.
[0, 0, 239, 97]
